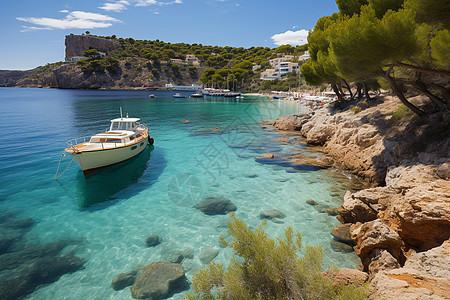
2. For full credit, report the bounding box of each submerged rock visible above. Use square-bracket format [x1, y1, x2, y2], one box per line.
[130, 261, 188, 299]
[0, 252, 84, 300]
[181, 247, 194, 259]
[199, 247, 219, 264]
[259, 209, 286, 220]
[112, 270, 139, 291]
[306, 199, 318, 206]
[146, 235, 161, 247]
[194, 198, 236, 215]
[330, 240, 354, 253]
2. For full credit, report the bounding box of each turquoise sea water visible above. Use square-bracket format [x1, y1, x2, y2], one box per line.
[0, 87, 360, 299]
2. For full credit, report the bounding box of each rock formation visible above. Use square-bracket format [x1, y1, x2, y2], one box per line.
[272, 95, 450, 298]
[65, 35, 118, 61]
[130, 261, 188, 299]
[194, 197, 237, 215]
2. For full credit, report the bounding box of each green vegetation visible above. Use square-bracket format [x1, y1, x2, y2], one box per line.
[391, 104, 414, 123]
[301, 0, 450, 114]
[71, 35, 308, 91]
[350, 106, 362, 114]
[187, 214, 367, 300]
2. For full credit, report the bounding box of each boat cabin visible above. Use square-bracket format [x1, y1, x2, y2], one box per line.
[109, 117, 140, 131]
[88, 118, 144, 145]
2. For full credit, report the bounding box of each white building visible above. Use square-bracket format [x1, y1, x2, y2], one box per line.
[67, 56, 88, 62]
[260, 69, 281, 80]
[299, 51, 310, 61]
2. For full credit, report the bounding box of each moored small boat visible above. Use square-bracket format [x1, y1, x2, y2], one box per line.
[149, 94, 156, 98]
[63, 114, 153, 175]
[191, 93, 203, 98]
[173, 93, 186, 98]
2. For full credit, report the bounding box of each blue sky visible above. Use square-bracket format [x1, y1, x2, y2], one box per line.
[0, 0, 338, 70]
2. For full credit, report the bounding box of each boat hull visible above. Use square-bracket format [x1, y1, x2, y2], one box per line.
[74, 139, 149, 175]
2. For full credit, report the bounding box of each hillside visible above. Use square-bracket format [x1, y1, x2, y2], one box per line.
[7, 34, 308, 91]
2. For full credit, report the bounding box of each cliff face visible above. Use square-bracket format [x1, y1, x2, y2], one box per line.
[0, 70, 34, 87]
[16, 58, 203, 89]
[273, 96, 450, 299]
[65, 35, 118, 60]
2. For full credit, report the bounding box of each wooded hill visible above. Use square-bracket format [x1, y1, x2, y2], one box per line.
[13, 36, 308, 91]
[301, 0, 450, 115]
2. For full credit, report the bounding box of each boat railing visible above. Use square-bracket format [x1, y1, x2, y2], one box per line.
[65, 136, 92, 150]
[135, 122, 148, 132]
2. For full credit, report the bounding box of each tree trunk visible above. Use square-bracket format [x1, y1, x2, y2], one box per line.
[384, 74, 424, 116]
[337, 82, 345, 99]
[363, 81, 371, 100]
[331, 83, 344, 102]
[430, 83, 450, 110]
[355, 83, 363, 99]
[394, 62, 450, 77]
[341, 78, 354, 100]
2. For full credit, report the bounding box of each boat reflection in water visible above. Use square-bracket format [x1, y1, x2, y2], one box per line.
[74, 145, 153, 208]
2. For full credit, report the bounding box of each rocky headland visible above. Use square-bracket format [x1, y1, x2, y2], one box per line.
[272, 95, 450, 299]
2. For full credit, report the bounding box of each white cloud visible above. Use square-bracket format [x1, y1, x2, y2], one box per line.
[271, 29, 309, 46]
[99, 2, 129, 12]
[135, 0, 182, 6]
[17, 10, 121, 31]
[59, 10, 69, 13]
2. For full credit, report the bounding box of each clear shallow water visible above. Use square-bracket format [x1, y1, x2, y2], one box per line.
[0, 88, 360, 299]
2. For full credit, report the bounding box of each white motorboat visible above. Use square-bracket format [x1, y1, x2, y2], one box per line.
[63, 113, 153, 175]
[173, 93, 186, 98]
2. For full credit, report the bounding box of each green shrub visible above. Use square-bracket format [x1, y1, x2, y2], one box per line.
[187, 213, 367, 300]
[391, 104, 413, 124]
[350, 106, 362, 114]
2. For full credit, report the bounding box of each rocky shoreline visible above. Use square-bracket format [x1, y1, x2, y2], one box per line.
[272, 95, 450, 299]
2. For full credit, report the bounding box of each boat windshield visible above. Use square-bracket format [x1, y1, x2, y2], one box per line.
[110, 121, 135, 131]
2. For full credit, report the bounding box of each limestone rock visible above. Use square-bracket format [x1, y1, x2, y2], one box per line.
[379, 164, 450, 251]
[436, 162, 450, 179]
[65, 34, 118, 60]
[259, 209, 286, 220]
[194, 198, 236, 215]
[306, 199, 318, 206]
[199, 247, 219, 264]
[260, 153, 275, 159]
[272, 113, 311, 131]
[331, 223, 353, 245]
[130, 261, 188, 300]
[368, 250, 400, 278]
[322, 268, 368, 287]
[370, 241, 450, 300]
[351, 219, 404, 270]
[146, 235, 161, 247]
[330, 240, 354, 253]
[111, 270, 138, 291]
[338, 191, 378, 224]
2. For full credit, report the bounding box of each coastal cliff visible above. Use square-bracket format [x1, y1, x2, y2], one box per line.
[65, 34, 118, 61]
[14, 58, 203, 89]
[273, 95, 450, 299]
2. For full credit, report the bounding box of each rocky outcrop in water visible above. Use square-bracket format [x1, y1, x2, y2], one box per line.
[194, 197, 236, 215]
[272, 95, 450, 298]
[130, 261, 188, 299]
